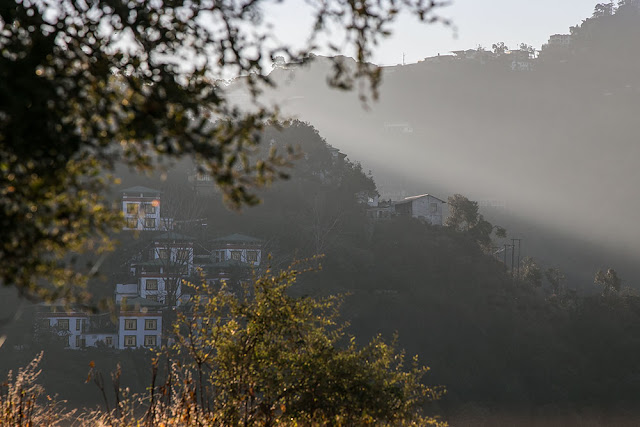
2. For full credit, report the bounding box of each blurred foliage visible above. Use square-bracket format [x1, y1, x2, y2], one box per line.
[594, 267, 622, 295]
[167, 262, 446, 425]
[0, 0, 446, 303]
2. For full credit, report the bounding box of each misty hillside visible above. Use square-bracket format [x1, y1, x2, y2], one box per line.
[229, 5, 640, 289]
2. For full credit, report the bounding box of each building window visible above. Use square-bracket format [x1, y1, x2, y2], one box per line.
[146, 279, 158, 290]
[124, 335, 136, 347]
[247, 251, 258, 262]
[126, 217, 138, 228]
[145, 319, 157, 330]
[42, 319, 50, 328]
[430, 203, 438, 213]
[156, 249, 169, 260]
[176, 249, 190, 262]
[76, 319, 81, 331]
[105, 336, 113, 347]
[214, 251, 225, 263]
[124, 319, 137, 330]
[146, 294, 158, 302]
[75, 335, 86, 348]
[144, 218, 156, 229]
[126, 203, 139, 215]
[144, 204, 156, 214]
[57, 319, 69, 330]
[144, 335, 157, 347]
[231, 251, 242, 261]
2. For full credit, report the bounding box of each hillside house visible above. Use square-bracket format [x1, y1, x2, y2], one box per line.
[547, 34, 572, 47]
[37, 305, 117, 349]
[121, 186, 162, 231]
[118, 297, 163, 349]
[394, 194, 446, 225]
[121, 232, 196, 303]
[210, 234, 263, 267]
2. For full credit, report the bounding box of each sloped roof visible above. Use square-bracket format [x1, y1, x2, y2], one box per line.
[202, 260, 251, 269]
[212, 233, 262, 243]
[121, 186, 162, 194]
[396, 194, 446, 204]
[134, 258, 190, 267]
[155, 232, 195, 241]
[119, 296, 163, 309]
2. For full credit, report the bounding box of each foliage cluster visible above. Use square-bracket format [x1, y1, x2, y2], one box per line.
[0, 0, 446, 303]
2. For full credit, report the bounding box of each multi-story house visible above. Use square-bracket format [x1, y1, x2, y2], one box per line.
[118, 297, 163, 349]
[121, 186, 162, 231]
[131, 232, 195, 304]
[37, 305, 117, 349]
[394, 194, 446, 226]
[210, 234, 263, 267]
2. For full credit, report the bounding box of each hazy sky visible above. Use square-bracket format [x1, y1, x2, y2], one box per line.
[265, 0, 596, 65]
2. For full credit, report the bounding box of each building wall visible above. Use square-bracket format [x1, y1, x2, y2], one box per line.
[410, 196, 444, 226]
[122, 197, 161, 231]
[151, 245, 194, 274]
[118, 312, 162, 349]
[397, 196, 444, 226]
[43, 315, 89, 349]
[139, 276, 168, 302]
[213, 247, 262, 267]
[84, 333, 117, 348]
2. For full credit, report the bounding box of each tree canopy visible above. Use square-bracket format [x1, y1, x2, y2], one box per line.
[0, 0, 447, 302]
[444, 194, 506, 250]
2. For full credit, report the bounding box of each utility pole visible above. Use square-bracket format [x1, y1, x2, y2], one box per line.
[503, 243, 515, 279]
[511, 238, 522, 279]
[503, 244, 508, 266]
[402, 52, 406, 66]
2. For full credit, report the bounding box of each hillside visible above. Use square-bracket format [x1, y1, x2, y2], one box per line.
[226, 4, 640, 290]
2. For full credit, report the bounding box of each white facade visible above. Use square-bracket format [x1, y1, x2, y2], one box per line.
[139, 275, 179, 303]
[118, 311, 162, 349]
[394, 194, 446, 225]
[211, 248, 262, 266]
[211, 234, 263, 268]
[548, 34, 572, 46]
[84, 333, 117, 349]
[150, 245, 194, 275]
[121, 186, 162, 231]
[42, 314, 89, 349]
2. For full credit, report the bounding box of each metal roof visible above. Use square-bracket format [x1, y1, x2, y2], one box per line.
[396, 194, 446, 204]
[121, 186, 162, 194]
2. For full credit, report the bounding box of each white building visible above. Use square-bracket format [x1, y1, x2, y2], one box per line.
[210, 234, 263, 267]
[40, 311, 89, 349]
[38, 306, 117, 349]
[121, 186, 162, 231]
[394, 194, 446, 225]
[547, 34, 572, 46]
[118, 297, 163, 349]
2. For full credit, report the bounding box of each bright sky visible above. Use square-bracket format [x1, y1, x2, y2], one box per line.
[264, 0, 597, 66]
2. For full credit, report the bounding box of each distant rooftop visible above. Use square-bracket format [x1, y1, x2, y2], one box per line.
[121, 186, 162, 195]
[119, 296, 163, 309]
[201, 259, 250, 269]
[154, 232, 195, 241]
[212, 233, 262, 244]
[397, 194, 446, 204]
